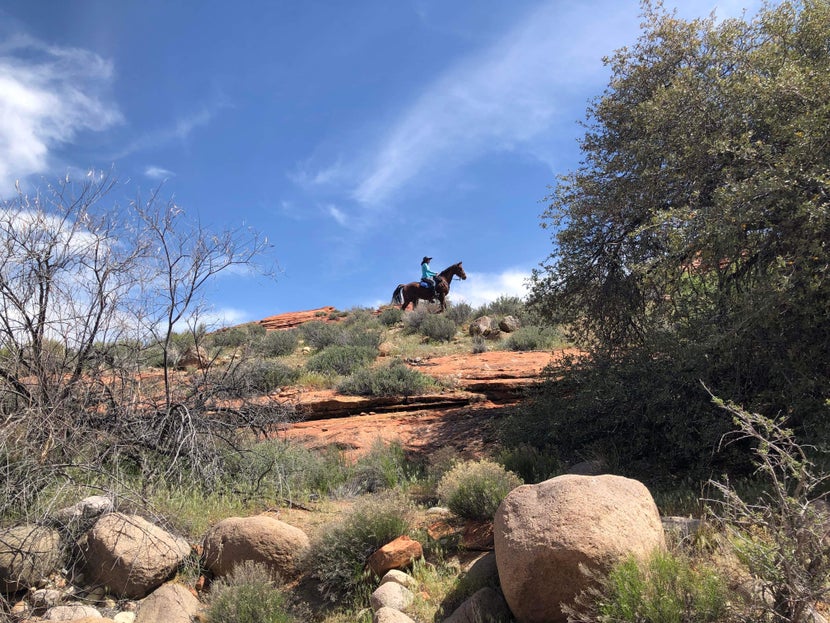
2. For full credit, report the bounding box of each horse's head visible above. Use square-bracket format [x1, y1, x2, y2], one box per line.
[452, 262, 467, 280]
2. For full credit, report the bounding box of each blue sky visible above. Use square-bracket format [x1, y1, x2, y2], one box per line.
[0, 0, 762, 326]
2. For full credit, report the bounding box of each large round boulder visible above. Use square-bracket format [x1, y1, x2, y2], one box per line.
[0, 524, 63, 592]
[494, 474, 665, 623]
[202, 515, 309, 580]
[81, 513, 191, 599]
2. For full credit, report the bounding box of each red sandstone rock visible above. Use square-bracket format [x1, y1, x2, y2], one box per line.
[368, 535, 423, 577]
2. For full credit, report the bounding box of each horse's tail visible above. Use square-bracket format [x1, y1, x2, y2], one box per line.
[392, 284, 404, 305]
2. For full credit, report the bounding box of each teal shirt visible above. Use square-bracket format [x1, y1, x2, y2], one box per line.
[421, 262, 437, 279]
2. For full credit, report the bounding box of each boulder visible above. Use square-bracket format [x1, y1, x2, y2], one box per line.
[494, 474, 665, 623]
[368, 535, 423, 577]
[0, 524, 63, 592]
[498, 316, 521, 333]
[82, 513, 191, 599]
[462, 551, 499, 590]
[374, 606, 417, 623]
[444, 586, 511, 623]
[202, 515, 309, 580]
[370, 581, 414, 612]
[135, 582, 201, 623]
[178, 345, 208, 368]
[469, 317, 492, 337]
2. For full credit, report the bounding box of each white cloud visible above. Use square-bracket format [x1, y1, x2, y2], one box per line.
[449, 269, 530, 308]
[0, 34, 122, 196]
[145, 166, 174, 180]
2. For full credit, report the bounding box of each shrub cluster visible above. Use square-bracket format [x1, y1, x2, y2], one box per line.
[436, 459, 522, 521]
[207, 560, 295, 623]
[255, 329, 300, 357]
[234, 360, 300, 394]
[378, 306, 403, 327]
[308, 493, 413, 601]
[566, 551, 731, 623]
[305, 345, 377, 376]
[419, 315, 457, 342]
[505, 326, 561, 351]
[338, 359, 433, 397]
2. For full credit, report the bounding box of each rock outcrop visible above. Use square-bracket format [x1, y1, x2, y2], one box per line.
[494, 474, 665, 623]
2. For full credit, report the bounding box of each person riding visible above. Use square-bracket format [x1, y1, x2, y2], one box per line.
[421, 256, 438, 292]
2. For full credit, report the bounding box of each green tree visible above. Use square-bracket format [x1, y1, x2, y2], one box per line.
[529, 1, 829, 457]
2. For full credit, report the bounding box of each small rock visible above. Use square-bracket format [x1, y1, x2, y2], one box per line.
[374, 606, 417, 623]
[379, 569, 418, 590]
[114, 613, 136, 623]
[30, 588, 63, 610]
[370, 582, 414, 612]
[368, 536, 423, 577]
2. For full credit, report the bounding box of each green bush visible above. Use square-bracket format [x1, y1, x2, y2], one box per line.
[210, 326, 250, 349]
[498, 444, 561, 484]
[305, 345, 377, 376]
[505, 326, 560, 351]
[565, 551, 732, 623]
[309, 492, 413, 601]
[298, 321, 343, 350]
[419, 315, 457, 342]
[207, 560, 295, 623]
[471, 335, 487, 354]
[237, 360, 300, 394]
[338, 360, 433, 397]
[437, 459, 522, 521]
[474, 296, 526, 321]
[402, 307, 431, 333]
[349, 439, 416, 493]
[445, 301, 473, 326]
[378, 307, 403, 327]
[256, 329, 299, 357]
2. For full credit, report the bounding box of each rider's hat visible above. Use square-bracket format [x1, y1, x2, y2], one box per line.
[422, 256, 432, 263]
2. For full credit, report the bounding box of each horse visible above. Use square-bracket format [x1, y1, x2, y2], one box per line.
[392, 262, 467, 312]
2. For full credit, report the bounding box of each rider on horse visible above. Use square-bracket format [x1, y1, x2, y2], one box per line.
[421, 256, 438, 296]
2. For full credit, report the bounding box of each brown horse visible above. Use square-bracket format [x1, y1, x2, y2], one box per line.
[392, 262, 467, 312]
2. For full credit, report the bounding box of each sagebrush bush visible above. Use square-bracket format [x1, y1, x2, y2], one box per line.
[309, 492, 413, 601]
[498, 444, 561, 484]
[298, 321, 343, 350]
[471, 335, 487, 354]
[378, 307, 403, 326]
[236, 360, 300, 394]
[402, 306, 430, 333]
[445, 301, 473, 326]
[305, 345, 377, 376]
[349, 439, 416, 493]
[565, 551, 732, 623]
[256, 329, 299, 357]
[209, 326, 250, 349]
[207, 560, 295, 623]
[474, 295, 526, 321]
[337, 359, 433, 397]
[419, 315, 457, 342]
[505, 326, 560, 351]
[437, 459, 522, 521]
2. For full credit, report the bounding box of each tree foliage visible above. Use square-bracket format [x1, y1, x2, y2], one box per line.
[527, 0, 830, 470]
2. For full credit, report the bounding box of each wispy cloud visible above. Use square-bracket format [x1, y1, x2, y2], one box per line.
[145, 166, 174, 180]
[325, 204, 348, 226]
[0, 34, 122, 196]
[112, 103, 228, 160]
[351, 3, 628, 207]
